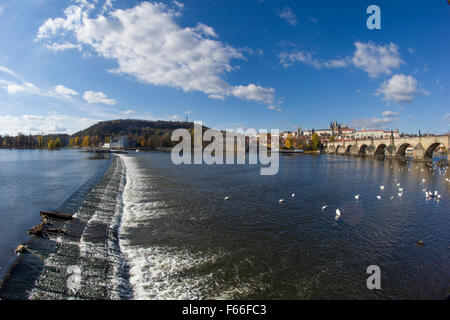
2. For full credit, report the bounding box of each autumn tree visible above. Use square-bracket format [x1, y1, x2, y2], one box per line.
[312, 132, 320, 150]
[47, 138, 55, 149]
[54, 137, 62, 148]
[284, 134, 292, 149]
[82, 136, 90, 147]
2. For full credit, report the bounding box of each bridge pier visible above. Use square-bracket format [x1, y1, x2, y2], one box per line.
[365, 145, 375, 157]
[350, 145, 359, 156]
[412, 143, 425, 161]
[385, 145, 397, 158]
[326, 144, 335, 154]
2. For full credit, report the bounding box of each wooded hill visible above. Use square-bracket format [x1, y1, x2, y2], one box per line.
[71, 119, 196, 148]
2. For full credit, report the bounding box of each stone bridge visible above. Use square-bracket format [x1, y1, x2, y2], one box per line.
[325, 135, 449, 161]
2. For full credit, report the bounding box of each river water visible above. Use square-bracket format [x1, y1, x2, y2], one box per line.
[0, 149, 110, 281]
[0, 150, 449, 299]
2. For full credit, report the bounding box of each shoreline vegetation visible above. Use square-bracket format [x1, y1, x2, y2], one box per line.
[0, 119, 322, 152]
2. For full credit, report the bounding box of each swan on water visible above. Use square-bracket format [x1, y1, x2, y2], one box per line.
[224, 196, 231, 200]
[291, 193, 295, 198]
[335, 209, 341, 216]
[279, 199, 285, 203]
[354, 194, 360, 200]
[322, 205, 328, 211]
[398, 188, 403, 192]
[398, 192, 403, 197]
[380, 186, 384, 190]
[377, 195, 381, 200]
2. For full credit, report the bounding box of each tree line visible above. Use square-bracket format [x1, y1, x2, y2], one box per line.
[0, 134, 67, 149]
[282, 132, 321, 150]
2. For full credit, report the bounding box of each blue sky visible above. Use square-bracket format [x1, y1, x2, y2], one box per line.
[0, 0, 448, 135]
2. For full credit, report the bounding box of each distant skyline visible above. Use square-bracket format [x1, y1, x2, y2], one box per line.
[0, 0, 449, 135]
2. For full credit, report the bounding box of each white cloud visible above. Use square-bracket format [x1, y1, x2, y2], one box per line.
[352, 116, 398, 130]
[443, 114, 450, 123]
[54, 85, 78, 98]
[408, 48, 414, 54]
[169, 114, 180, 120]
[267, 105, 282, 112]
[279, 7, 298, 26]
[173, 1, 184, 9]
[232, 84, 275, 104]
[5, 82, 39, 95]
[208, 94, 226, 100]
[352, 42, 403, 78]
[280, 42, 403, 79]
[377, 74, 423, 103]
[37, 2, 276, 105]
[382, 110, 399, 117]
[0, 114, 100, 135]
[0, 65, 23, 81]
[278, 51, 349, 69]
[83, 91, 116, 105]
[123, 109, 135, 115]
[183, 110, 192, 115]
[46, 42, 82, 52]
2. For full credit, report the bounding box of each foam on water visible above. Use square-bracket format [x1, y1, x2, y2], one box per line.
[118, 155, 230, 299]
[29, 158, 132, 300]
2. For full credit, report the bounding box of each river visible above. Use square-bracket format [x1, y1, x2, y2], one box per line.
[0, 150, 449, 299]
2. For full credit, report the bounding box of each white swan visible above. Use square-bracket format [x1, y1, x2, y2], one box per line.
[398, 188, 403, 192]
[354, 194, 360, 200]
[224, 196, 231, 200]
[291, 193, 295, 198]
[322, 205, 328, 211]
[377, 195, 381, 200]
[335, 209, 341, 216]
[380, 186, 384, 190]
[279, 199, 285, 203]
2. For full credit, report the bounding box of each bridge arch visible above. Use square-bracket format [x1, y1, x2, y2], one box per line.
[424, 142, 446, 158]
[359, 144, 368, 156]
[396, 143, 412, 157]
[336, 145, 344, 154]
[375, 144, 387, 157]
[345, 145, 352, 154]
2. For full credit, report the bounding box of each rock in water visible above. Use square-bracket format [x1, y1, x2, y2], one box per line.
[15, 244, 28, 254]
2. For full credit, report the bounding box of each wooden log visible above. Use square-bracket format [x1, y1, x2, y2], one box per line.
[40, 210, 72, 220]
[28, 222, 44, 236]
